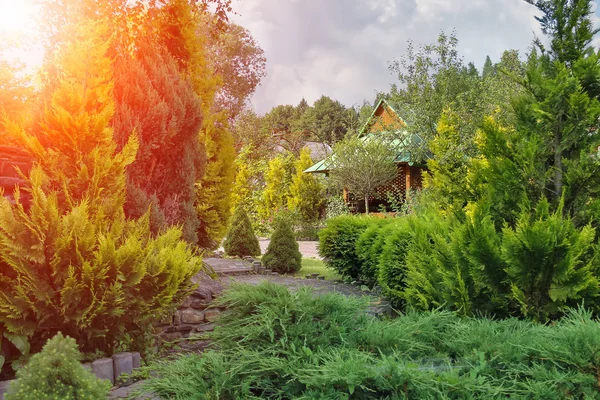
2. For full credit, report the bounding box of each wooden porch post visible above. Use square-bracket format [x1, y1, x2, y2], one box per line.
[405, 164, 411, 196]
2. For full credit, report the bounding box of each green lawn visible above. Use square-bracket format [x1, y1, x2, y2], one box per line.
[294, 258, 340, 280]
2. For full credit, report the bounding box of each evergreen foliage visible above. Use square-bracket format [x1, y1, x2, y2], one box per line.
[196, 112, 237, 249]
[355, 218, 394, 287]
[318, 215, 377, 279]
[0, 20, 202, 354]
[223, 206, 261, 257]
[5, 333, 110, 400]
[287, 147, 324, 222]
[113, 35, 204, 244]
[0, 168, 202, 354]
[262, 218, 302, 274]
[141, 282, 600, 399]
[260, 153, 294, 220]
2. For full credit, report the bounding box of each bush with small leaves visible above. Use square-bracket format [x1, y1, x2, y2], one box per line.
[223, 206, 261, 257]
[6, 333, 111, 400]
[263, 218, 302, 273]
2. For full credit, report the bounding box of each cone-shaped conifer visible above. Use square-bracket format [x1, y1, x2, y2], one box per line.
[223, 206, 261, 257]
[262, 218, 302, 274]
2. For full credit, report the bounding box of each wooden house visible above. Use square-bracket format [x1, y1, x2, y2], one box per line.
[304, 99, 426, 213]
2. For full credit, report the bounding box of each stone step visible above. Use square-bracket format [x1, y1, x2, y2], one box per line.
[214, 266, 253, 276]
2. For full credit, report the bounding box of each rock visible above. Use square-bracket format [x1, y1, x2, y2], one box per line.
[176, 325, 194, 334]
[92, 358, 115, 385]
[204, 309, 221, 322]
[173, 311, 181, 326]
[190, 272, 224, 300]
[0, 380, 15, 400]
[190, 299, 209, 310]
[193, 323, 217, 333]
[131, 352, 141, 369]
[181, 309, 205, 324]
[113, 352, 133, 386]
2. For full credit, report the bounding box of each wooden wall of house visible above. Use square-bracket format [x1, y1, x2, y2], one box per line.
[366, 105, 406, 134]
[0, 145, 32, 204]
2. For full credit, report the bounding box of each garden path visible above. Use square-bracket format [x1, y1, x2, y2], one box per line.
[259, 239, 322, 259]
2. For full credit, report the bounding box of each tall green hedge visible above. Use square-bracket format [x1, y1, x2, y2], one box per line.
[318, 215, 380, 280]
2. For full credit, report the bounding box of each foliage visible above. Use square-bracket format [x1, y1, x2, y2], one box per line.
[260, 153, 294, 220]
[141, 283, 600, 399]
[294, 95, 351, 144]
[424, 109, 473, 211]
[503, 198, 599, 321]
[472, 0, 600, 227]
[0, 20, 201, 356]
[287, 147, 325, 222]
[355, 218, 394, 287]
[5, 333, 111, 400]
[203, 17, 267, 120]
[223, 205, 261, 257]
[262, 218, 303, 274]
[0, 169, 202, 354]
[195, 112, 236, 249]
[113, 35, 204, 244]
[329, 136, 399, 214]
[325, 195, 349, 219]
[318, 215, 378, 280]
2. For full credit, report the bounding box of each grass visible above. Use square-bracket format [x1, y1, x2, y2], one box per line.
[140, 283, 600, 399]
[294, 258, 341, 280]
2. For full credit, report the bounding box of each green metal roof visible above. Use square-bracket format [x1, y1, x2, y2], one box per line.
[304, 132, 423, 174]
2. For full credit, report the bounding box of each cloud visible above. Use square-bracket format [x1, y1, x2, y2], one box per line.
[231, 0, 594, 114]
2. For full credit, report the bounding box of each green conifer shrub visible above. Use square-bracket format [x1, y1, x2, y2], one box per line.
[262, 218, 302, 273]
[355, 218, 394, 286]
[223, 206, 261, 257]
[140, 283, 600, 399]
[377, 218, 415, 307]
[318, 215, 379, 280]
[5, 333, 111, 400]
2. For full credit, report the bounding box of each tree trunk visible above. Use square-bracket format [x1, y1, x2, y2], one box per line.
[364, 194, 369, 215]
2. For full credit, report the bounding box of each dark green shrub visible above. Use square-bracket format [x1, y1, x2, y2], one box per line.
[377, 217, 415, 307]
[6, 333, 111, 400]
[318, 215, 380, 279]
[263, 218, 302, 273]
[141, 283, 600, 399]
[355, 219, 394, 286]
[223, 205, 261, 257]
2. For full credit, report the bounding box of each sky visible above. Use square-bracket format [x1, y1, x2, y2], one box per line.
[231, 0, 600, 114]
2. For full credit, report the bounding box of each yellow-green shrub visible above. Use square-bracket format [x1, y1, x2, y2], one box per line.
[0, 168, 202, 355]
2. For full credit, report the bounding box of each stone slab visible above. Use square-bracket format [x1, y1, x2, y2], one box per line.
[132, 352, 141, 369]
[92, 358, 115, 385]
[0, 380, 14, 400]
[113, 352, 133, 386]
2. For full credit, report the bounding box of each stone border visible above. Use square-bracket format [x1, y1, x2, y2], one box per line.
[0, 352, 142, 399]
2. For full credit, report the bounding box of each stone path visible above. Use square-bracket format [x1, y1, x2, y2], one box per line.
[259, 239, 321, 259]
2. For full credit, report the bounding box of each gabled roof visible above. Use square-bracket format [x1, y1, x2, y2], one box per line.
[358, 98, 407, 137]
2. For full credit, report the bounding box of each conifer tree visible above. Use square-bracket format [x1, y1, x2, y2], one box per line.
[261, 154, 294, 219]
[0, 19, 202, 354]
[223, 206, 261, 257]
[262, 218, 302, 274]
[196, 112, 236, 249]
[287, 148, 324, 222]
[5, 333, 110, 400]
[113, 35, 204, 244]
